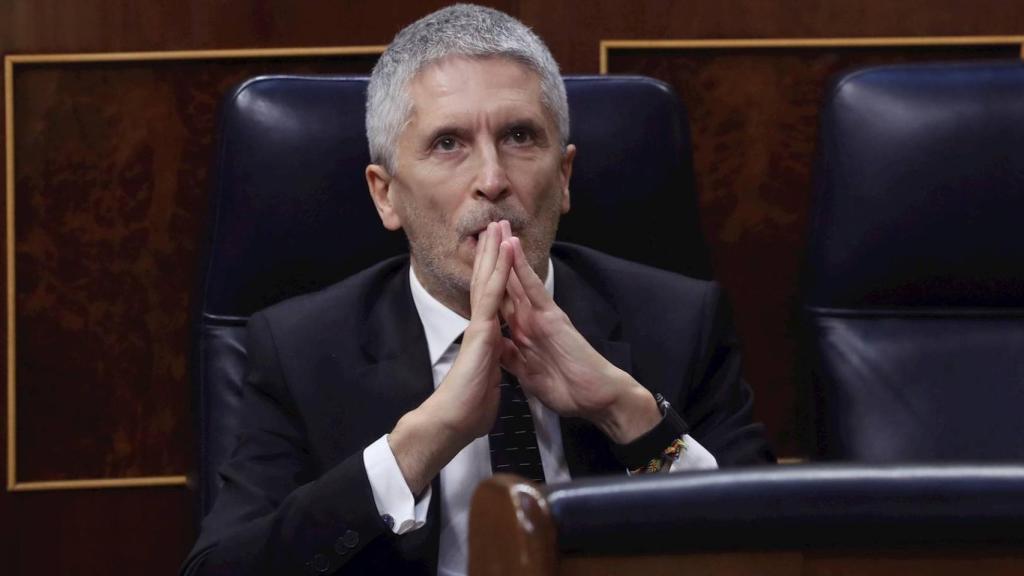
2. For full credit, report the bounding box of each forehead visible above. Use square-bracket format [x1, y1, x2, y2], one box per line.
[405, 56, 548, 127]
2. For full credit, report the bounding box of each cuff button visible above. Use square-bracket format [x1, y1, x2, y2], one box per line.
[381, 513, 395, 530]
[342, 529, 360, 549]
[334, 537, 349, 555]
[311, 553, 330, 573]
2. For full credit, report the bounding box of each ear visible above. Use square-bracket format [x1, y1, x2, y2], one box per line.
[366, 163, 403, 231]
[558, 144, 576, 214]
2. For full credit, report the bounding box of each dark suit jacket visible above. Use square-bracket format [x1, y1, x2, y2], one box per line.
[182, 243, 772, 576]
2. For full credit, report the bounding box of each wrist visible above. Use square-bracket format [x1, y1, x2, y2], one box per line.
[591, 373, 662, 445]
[609, 392, 690, 470]
[389, 405, 465, 496]
[422, 390, 484, 449]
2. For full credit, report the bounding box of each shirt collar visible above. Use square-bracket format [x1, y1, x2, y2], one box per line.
[409, 257, 555, 367]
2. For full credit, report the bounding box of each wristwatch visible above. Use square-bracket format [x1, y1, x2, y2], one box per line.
[609, 392, 690, 469]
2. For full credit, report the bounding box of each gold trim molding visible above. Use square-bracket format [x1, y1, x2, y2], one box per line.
[4, 45, 384, 492]
[600, 35, 1024, 73]
[8, 475, 189, 493]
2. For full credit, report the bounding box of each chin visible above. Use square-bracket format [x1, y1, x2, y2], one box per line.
[437, 262, 474, 298]
[522, 236, 555, 276]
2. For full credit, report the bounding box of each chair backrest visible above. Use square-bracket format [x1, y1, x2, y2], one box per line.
[805, 61, 1024, 461]
[194, 74, 710, 514]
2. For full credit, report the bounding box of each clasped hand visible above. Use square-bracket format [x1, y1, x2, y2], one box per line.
[440, 220, 660, 446]
[393, 220, 662, 494]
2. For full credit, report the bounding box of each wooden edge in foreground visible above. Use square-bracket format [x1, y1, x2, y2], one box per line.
[469, 473, 557, 576]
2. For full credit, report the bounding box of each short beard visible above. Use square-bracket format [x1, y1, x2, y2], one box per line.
[407, 194, 563, 316]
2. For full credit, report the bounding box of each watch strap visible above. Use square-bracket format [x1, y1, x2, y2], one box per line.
[609, 393, 689, 469]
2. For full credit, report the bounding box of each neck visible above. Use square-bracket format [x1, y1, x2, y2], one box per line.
[410, 265, 472, 319]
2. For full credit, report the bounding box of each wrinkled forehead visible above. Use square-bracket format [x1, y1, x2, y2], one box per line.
[404, 55, 549, 127]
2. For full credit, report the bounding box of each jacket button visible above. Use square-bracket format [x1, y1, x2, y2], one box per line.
[311, 553, 330, 573]
[333, 537, 349, 555]
[342, 529, 359, 549]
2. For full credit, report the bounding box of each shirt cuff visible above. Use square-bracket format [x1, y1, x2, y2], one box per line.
[363, 434, 431, 534]
[668, 434, 718, 472]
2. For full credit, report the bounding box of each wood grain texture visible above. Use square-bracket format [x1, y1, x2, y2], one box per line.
[3, 487, 194, 575]
[522, 0, 1024, 73]
[0, 0, 515, 53]
[9, 54, 378, 483]
[469, 474, 556, 576]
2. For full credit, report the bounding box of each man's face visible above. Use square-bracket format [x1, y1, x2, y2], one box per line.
[367, 56, 574, 311]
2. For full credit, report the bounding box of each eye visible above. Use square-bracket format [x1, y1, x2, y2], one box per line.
[506, 126, 535, 146]
[432, 135, 459, 152]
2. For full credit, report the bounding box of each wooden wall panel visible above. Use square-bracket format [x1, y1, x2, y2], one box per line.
[1, 0, 513, 52]
[9, 53, 378, 486]
[4, 488, 194, 575]
[3, 51, 380, 573]
[523, 0, 1024, 73]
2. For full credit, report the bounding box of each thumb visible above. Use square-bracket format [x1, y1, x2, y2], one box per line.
[499, 337, 527, 379]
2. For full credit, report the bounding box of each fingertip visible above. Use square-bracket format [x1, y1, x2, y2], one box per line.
[497, 240, 514, 270]
[510, 237, 528, 268]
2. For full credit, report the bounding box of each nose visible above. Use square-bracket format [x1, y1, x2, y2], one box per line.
[473, 142, 510, 202]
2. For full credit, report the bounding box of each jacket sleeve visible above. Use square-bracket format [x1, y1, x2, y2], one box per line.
[180, 312, 390, 576]
[680, 282, 775, 466]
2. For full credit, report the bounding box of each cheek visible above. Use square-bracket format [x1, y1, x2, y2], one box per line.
[508, 157, 564, 212]
[396, 171, 463, 219]
[416, 165, 474, 210]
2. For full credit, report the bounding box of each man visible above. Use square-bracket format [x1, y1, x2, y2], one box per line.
[182, 4, 771, 576]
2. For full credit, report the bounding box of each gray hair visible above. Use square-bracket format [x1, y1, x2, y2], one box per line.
[366, 4, 569, 173]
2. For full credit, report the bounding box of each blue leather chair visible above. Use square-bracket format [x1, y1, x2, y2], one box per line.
[805, 61, 1024, 461]
[193, 75, 711, 515]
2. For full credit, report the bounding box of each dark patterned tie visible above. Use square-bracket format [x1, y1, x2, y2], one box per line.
[488, 369, 546, 483]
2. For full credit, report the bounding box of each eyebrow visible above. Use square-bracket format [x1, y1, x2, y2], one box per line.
[422, 124, 473, 147]
[421, 116, 550, 144]
[499, 117, 547, 136]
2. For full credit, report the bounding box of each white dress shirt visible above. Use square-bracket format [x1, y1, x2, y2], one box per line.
[363, 261, 717, 576]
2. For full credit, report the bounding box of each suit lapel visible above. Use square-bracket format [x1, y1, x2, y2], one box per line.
[358, 264, 435, 422]
[551, 256, 632, 478]
[357, 262, 441, 570]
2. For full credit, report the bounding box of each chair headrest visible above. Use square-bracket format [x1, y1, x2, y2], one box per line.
[807, 61, 1024, 309]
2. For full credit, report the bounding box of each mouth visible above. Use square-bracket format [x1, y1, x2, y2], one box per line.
[464, 229, 484, 254]
[465, 221, 521, 249]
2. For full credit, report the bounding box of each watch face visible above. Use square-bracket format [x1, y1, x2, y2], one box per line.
[655, 393, 669, 410]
